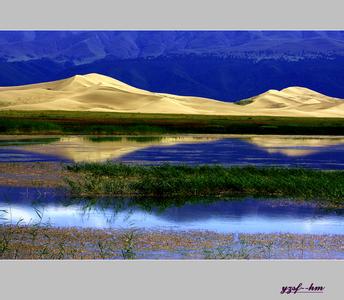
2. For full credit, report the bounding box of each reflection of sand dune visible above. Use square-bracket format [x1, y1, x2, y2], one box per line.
[245, 136, 344, 157]
[0, 73, 343, 117]
[19, 136, 218, 162]
[5, 134, 344, 161]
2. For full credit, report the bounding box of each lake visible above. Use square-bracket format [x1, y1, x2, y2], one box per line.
[1, 134, 344, 169]
[1, 135, 343, 237]
[0, 186, 343, 234]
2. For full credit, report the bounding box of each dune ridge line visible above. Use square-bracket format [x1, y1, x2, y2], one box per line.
[0, 73, 343, 118]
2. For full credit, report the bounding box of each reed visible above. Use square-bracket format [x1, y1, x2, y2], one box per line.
[66, 163, 344, 204]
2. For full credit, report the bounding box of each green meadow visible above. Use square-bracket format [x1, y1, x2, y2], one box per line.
[1, 110, 344, 135]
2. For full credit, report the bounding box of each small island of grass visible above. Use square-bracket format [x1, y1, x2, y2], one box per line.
[65, 163, 344, 205]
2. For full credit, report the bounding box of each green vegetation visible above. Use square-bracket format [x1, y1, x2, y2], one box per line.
[0, 117, 62, 134]
[120, 229, 137, 259]
[0, 137, 59, 146]
[65, 163, 344, 204]
[1, 110, 344, 135]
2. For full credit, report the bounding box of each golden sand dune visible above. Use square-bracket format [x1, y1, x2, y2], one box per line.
[0, 73, 343, 117]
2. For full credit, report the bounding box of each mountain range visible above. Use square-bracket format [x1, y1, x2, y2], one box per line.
[1, 31, 344, 63]
[0, 31, 344, 101]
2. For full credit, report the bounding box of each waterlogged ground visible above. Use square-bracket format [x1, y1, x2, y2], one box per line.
[0, 186, 343, 259]
[1, 135, 344, 169]
[1, 186, 343, 235]
[0, 134, 344, 259]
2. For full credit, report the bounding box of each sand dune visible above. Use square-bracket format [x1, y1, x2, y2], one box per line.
[0, 73, 343, 117]
[244, 87, 344, 117]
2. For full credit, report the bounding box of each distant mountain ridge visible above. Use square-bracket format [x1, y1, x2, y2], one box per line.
[1, 31, 344, 102]
[0, 73, 343, 118]
[1, 31, 344, 64]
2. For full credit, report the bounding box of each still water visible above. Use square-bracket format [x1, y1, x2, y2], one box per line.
[1, 135, 344, 169]
[0, 186, 343, 234]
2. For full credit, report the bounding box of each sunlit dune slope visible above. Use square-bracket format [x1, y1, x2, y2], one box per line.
[243, 87, 344, 117]
[0, 73, 343, 117]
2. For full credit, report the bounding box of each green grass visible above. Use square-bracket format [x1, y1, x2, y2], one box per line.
[0, 137, 59, 146]
[65, 163, 344, 204]
[0, 118, 62, 134]
[1, 110, 344, 135]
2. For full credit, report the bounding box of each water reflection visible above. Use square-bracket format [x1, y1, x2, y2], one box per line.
[1, 135, 344, 169]
[0, 136, 218, 163]
[121, 137, 344, 169]
[0, 186, 343, 234]
[244, 136, 344, 156]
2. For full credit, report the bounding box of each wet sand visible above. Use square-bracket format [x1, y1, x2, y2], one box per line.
[0, 162, 69, 187]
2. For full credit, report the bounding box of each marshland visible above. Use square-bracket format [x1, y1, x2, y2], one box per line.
[0, 132, 343, 259]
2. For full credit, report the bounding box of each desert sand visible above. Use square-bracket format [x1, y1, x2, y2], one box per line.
[0, 73, 343, 117]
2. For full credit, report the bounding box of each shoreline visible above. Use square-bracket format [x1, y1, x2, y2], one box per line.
[0, 225, 343, 259]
